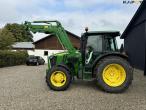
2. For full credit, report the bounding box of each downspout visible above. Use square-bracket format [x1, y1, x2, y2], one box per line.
[144, 21, 146, 76]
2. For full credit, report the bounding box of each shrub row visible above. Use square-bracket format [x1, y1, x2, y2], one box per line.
[0, 50, 28, 67]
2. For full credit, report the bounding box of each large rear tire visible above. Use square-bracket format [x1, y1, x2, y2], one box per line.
[95, 56, 133, 93]
[46, 66, 71, 91]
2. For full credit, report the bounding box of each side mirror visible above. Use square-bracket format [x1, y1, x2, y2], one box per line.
[120, 44, 124, 53]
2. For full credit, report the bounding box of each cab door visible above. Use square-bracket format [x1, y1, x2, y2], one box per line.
[85, 35, 103, 65]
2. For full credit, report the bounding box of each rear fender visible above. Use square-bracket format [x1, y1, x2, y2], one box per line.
[92, 53, 128, 71]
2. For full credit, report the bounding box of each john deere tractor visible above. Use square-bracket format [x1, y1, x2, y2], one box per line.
[25, 20, 133, 93]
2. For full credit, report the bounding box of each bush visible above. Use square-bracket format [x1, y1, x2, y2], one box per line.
[0, 50, 28, 67]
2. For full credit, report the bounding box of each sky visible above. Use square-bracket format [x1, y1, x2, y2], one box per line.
[0, 0, 141, 47]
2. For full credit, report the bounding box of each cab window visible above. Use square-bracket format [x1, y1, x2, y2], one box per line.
[104, 37, 117, 51]
[86, 35, 103, 52]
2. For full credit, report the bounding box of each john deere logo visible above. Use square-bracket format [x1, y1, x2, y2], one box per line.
[123, 0, 143, 4]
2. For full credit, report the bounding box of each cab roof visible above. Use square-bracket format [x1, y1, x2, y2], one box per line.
[84, 31, 120, 37]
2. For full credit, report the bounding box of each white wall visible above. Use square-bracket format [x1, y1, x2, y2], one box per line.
[27, 49, 65, 64]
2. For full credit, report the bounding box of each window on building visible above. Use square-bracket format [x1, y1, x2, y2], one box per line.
[44, 51, 48, 56]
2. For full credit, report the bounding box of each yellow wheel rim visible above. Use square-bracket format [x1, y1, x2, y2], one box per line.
[102, 64, 126, 87]
[50, 71, 67, 87]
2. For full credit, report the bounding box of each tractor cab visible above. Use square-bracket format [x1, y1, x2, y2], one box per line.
[81, 31, 120, 66]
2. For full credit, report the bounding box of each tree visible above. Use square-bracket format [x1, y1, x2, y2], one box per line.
[0, 28, 15, 50]
[4, 23, 33, 42]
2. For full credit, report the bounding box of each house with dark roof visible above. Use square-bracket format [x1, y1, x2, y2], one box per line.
[121, 0, 146, 75]
[33, 30, 80, 63]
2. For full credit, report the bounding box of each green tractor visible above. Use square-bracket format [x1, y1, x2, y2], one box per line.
[25, 20, 133, 93]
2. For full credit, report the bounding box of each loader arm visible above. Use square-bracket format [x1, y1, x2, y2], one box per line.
[24, 20, 76, 53]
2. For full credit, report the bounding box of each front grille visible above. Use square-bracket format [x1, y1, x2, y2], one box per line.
[50, 56, 57, 67]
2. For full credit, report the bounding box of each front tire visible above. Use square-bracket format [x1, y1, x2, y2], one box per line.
[95, 56, 133, 93]
[46, 66, 71, 91]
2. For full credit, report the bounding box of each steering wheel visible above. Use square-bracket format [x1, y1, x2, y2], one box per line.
[86, 46, 93, 54]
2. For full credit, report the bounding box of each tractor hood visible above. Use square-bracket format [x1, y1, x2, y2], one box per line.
[51, 51, 69, 57]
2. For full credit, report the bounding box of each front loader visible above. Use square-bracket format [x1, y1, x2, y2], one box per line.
[25, 20, 133, 93]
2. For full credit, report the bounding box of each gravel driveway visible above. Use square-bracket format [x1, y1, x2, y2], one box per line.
[0, 65, 146, 110]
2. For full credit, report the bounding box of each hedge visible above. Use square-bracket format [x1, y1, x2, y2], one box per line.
[0, 50, 28, 67]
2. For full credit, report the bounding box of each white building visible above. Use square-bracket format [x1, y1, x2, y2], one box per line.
[12, 31, 80, 64]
